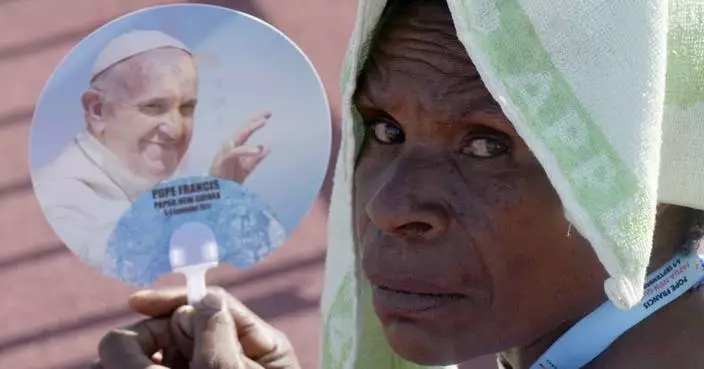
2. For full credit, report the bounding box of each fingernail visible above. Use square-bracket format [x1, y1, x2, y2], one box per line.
[130, 290, 153, 298]
[199, 292, 224, 311]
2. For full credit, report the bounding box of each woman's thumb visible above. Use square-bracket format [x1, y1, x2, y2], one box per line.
[190, 293, 245, 369]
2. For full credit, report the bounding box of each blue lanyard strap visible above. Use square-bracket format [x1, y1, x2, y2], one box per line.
[530, 251, 704, 369]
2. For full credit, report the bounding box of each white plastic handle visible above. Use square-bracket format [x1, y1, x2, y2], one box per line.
[184, 264, 209, 305]
[169, 221, 220, 305]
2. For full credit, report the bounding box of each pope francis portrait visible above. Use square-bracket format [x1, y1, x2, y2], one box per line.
[32, 30, 272, 269]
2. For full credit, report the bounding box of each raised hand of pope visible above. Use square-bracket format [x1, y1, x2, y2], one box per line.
[210, 111, 271, 183]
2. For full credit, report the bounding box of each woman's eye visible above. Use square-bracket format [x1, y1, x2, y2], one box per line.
[461, 136, 509, 158]
[370, 120, 405, 144]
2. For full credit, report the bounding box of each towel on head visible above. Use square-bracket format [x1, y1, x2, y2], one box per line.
[320, 0, 704, 368]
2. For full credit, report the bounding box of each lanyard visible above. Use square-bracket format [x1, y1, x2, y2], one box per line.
[530, 251, 704, 369]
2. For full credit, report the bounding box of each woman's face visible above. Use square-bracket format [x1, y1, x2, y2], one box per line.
[352, 1, 608, 365]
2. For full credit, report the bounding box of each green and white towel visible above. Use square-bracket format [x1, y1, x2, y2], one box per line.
[321, 1, 704, 368]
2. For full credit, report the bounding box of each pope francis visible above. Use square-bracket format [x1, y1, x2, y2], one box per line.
[32, 30, 271, 269]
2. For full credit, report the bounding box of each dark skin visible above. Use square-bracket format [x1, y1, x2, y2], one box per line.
[353, 0, 704, 367]
[95, 1, 704, 368]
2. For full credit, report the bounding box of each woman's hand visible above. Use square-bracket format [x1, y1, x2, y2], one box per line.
[92, 287, 301, 369]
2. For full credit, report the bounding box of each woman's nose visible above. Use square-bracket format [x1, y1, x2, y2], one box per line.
[365, 175, 450, 240]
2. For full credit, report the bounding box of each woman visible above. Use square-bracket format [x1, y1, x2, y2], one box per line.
[92, 1, 704, 368]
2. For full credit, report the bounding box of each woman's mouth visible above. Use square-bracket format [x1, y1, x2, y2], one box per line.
[372, 284, 466, 316]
